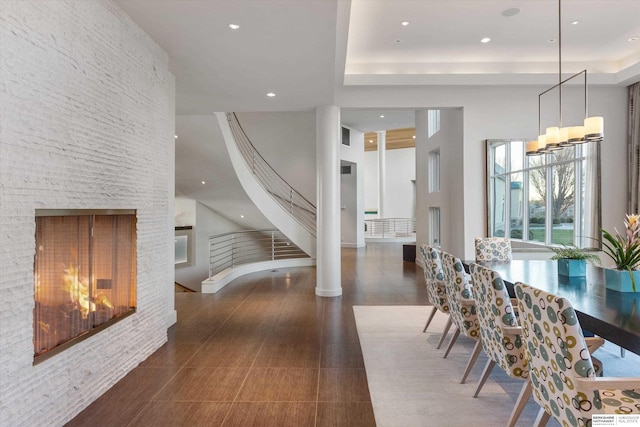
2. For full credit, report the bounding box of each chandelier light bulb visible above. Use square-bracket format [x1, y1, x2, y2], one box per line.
[584, 116, 604, 141]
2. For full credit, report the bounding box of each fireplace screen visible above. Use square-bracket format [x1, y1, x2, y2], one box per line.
[34, 210, 136, 360]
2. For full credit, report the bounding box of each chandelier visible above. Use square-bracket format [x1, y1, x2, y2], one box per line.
[526, 0, 604, 156]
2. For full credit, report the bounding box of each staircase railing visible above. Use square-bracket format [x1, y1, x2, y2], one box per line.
[209, 229, 309, 278]
[226, 113, 316, 235]
[364, 218, 416, 238]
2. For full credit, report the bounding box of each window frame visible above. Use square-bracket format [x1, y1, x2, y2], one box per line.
[486, 139, 599, 248]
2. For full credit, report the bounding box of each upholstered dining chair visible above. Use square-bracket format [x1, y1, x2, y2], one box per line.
[475, 237, 512, 262]
[440, 251, 482, 384]
[514, 282, 639, 426]
[469, 263, 530, 427]
[419, 245, 453, 349]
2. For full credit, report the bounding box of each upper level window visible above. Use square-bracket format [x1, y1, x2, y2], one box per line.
[487, 139, 600, 248]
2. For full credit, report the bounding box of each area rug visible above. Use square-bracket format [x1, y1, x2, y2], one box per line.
[353, 305, 640, 427]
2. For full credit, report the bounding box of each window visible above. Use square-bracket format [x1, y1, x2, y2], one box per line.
[487, 139, 599, 247]
[428, 110, 440, 138]
[341, 127, 350, 147]
[429, 207, 441, 247]
[428, 149, 440, 193]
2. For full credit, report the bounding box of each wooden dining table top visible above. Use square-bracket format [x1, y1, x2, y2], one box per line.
[465, 259, 640, 355]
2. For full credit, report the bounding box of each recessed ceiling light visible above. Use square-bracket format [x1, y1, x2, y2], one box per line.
[401, 21, 410, 26]
[571, 20, 580, 25]
[201, 181, 206, 185]
[369, 140, 373, 143]
[379, 115, 385, 118]
[266, 92, 276, 97]
[628, 37, 639, 42]
[502, 8, 520, 17]
[240, 215, 244, 218]
[480, 37, 491, 43]
[228, 23, 240, 30]
[412, 135, 416, 139]
[174, 135, 178, 139]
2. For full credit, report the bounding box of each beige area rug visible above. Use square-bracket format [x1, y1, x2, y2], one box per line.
[354, 305, 640, 427]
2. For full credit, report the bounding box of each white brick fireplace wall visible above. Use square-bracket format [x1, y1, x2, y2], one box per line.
[0, 1, 174, 425]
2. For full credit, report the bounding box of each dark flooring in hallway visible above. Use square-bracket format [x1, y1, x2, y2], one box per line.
[67, 243, 427, 426]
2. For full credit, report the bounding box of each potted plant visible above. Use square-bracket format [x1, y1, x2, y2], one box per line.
[601, 214, 640, 292]
[550, 245, 600, 277]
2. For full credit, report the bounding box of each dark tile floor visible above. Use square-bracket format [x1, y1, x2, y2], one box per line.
[66, 243, 427, 426]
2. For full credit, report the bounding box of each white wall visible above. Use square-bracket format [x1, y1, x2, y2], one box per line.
[235, 111, 317, 203]
[174, 202, 245, 291]
[175, 196, 197, 227]
[386, 148, 416, 218]
[364, 151, 379, 215]
[340, 126, 365, 247]
[0, 1, 173, 424]
[363, 147, 416, 219]
[416, 109, 464, 254]
[338, 85, 628, 259]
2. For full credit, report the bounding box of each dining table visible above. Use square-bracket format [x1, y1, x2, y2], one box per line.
[466, 259, 640, 355]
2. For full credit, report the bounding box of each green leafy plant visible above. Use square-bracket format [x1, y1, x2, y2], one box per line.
[549, 245, 600, 263]
[601, 214, 640, 292]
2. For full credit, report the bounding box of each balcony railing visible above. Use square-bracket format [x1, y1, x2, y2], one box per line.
[209, 229, 309, 277]
[226, 113, 316, 236]
[364, 218, 416, 238]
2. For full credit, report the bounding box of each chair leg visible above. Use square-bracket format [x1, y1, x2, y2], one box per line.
[423, 306, 438, 332]
[533, 408, 551, 427]
[443, 327, 460, 359]
[472, 358, 496, 397]
[585, 336, 605, 354]
[507, 381, 533, 427]
[436, 317, 453, 349]
[460, 339, 483, 384]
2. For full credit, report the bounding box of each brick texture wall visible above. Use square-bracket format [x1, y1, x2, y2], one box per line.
[0, 1, 173, 425]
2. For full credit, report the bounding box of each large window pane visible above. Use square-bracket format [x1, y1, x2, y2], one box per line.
[493, 144, 506, 175]
[551, 159, 575, 245]
[492, 177, 507, 237]
[510, 141, 524, 172]
[510, 173, 524, 239]
[528, 168, 546, 243]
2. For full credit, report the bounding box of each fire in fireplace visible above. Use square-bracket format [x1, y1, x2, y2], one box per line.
[33, 210, 136, 361]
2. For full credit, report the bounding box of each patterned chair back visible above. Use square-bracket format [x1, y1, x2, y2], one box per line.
[515, 282, 600, 425]
[469, 263, 527, 379]
[440, 251, 479, 340]
[475, 237, 512, 262]
[419, 245, 449, 314]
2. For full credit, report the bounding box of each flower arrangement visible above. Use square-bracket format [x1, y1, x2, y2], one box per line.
[601, 214, 640, 292]
[549, 245, 600, 263]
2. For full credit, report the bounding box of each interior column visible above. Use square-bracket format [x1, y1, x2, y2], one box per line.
[377, 130, 386, 218]
[315, 105, 342, 297]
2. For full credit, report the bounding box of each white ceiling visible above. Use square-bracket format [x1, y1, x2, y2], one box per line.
[116, 0, 640, 118]
[346, 0, 640, 86]
[114, 0, 640, 223]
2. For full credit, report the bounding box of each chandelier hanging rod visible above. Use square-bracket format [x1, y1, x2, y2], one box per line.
[526, 0, 603, 156]
[538, 69, 588, 135]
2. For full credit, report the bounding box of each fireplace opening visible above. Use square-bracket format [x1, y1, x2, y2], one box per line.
[34, 210, 136, 362]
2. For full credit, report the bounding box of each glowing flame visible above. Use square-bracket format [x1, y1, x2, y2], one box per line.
[61, 264, 113, 318]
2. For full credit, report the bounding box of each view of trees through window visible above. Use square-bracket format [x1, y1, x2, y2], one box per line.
[488, 140, 589, 247]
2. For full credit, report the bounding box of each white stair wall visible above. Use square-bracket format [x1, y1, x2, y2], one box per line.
[215, 112, 316, 257]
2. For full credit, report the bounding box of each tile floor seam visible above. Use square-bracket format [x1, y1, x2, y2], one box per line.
[128, 289, 259, 427]
[314, 298, 327, 427]
[220, 331, 268, 426]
